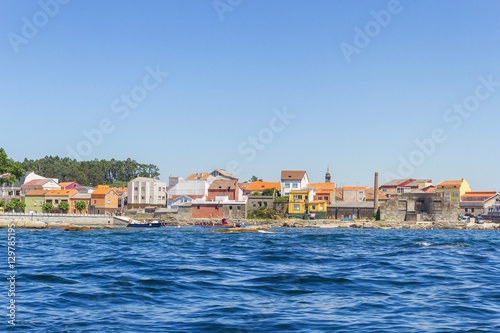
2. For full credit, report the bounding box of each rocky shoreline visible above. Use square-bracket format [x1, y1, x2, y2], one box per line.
[2, 216, 499, 231]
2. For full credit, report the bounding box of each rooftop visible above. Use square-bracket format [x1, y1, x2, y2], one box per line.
[281, 170, 307, 181]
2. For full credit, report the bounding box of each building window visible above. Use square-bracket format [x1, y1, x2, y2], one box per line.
[292, 183, 298, 188]
[284, 183, 290, 188]
[312, 205, 316, 210]
[453, 192, 458, 197]
[34, 201, 37, 206]
[107, 200, 111, 204]
[40, 200, 43, 205]
[197, 205, 200, 209]
[264, 202, 267, 206]
[229, 206, 232, 210]
[445, 193, 450, 199]
[318, 196, 322, 200]
[382, 189, 387, 192]
[293, 195, 303, 201]
[93, 200, 97, 204]
[55, 199, 59, 204]
[293, 204, 300, 211]
[319, 206, 323, 211]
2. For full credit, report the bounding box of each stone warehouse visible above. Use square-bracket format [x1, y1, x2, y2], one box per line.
[380, 193, 458, 221]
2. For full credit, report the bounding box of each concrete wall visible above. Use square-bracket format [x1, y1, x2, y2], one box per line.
[380, 193, 457, 221]
[327, 206, 374, 219]
[0, 213, 120, 225]
[222, 203, 246, 219]
[247, 196, 274, 212]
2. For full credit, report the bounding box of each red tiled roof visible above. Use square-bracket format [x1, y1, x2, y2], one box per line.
[45, 189, 78, 197]
[21, 179, 53, 187]
[245, 181, 282, 192]
[365, 187, 389, 201]
[25, 190, 49, 196]
[438, 180, 464, 187]
[308, 182, 335, 192]
[343, 186, 367, 190]
[186, 172, 211, 180]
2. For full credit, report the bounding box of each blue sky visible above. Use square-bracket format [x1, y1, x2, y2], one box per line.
[1, 0, 499, 189]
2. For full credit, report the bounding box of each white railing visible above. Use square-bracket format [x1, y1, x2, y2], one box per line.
[0, 212, 109, 217]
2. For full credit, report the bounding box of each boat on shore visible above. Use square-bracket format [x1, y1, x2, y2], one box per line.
[194, 218, 246, 229]
[127, 220, 163, 228]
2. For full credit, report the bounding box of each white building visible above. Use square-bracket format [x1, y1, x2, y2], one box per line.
[167, 179, 209, 199]
[281, 170, 309, 197]
[127, 177, 167, 209]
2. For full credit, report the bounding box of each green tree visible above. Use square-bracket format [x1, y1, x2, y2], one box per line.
[75, 200, 87, 214]
[0, 148, 24, 185]
[251, 191, 261, 196]
[5, 200, 16, 212]
[0, 200, 5, 208]
[42, 202, 54, 213]
[14, 200, 26, 212]
[262, 188, 276, 196]
[248, 207, 279, 220]
[249, 175, 262, 182]
[58, 201, 70, 213]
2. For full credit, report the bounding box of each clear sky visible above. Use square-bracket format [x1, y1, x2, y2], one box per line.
[1, 0, 499, 189]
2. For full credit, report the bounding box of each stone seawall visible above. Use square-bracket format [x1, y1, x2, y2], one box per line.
[0, 214, 126, 226]
[168, 218, 500, 230]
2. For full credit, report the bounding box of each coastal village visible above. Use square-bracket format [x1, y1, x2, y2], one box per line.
[1, 168, 500, 224]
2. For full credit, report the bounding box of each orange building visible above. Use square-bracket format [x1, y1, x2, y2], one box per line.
[45, 189, 79, 212]
[91, 188, 119, 215]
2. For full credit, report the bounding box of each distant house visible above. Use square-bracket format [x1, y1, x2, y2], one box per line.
[210, 169, 238, 181]
[191, 180, 246, 219]
[435, 178, 471, 206]
[91, 188, 119, 215]
[365, 187, 390, 202]
[484, 193, 500, 216]
[288, 187, 317, 219]
[114, 187, 128, 213]
[45, 189, 79, 213]
[167, 178, 210, 199]
[24, 190, 48, 214]
[342, 186, 367, 202]
[281, 170, 309, 197]
[460, 191, 497, 215]
[1, 171, 48, 202]
[76, 186, 95, 194]
[379, 179, 433, 198]
[167, 194, 205, 209]
[127, 177, 167, 209]
[243, 181, 281, 196]
[59, 182, 81, 190]
[70, 192, 92, 214]
[186, 172, 215, 185]
[21, 178, 61, 195]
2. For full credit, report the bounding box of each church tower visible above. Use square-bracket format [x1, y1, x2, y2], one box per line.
[325, 167, 331, 183]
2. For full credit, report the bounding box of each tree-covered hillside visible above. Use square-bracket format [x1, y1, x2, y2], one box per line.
[20, 156, 160, 186]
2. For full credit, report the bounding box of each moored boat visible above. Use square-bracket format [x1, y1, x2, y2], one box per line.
[127, 220, 163, 228]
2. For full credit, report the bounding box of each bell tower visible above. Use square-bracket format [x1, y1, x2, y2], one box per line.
[325, 167, 331, 183]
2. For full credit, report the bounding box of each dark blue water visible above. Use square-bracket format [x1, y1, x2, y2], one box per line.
[3, 227, 500, 332]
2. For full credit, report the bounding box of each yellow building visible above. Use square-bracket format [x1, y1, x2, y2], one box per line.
[288, 188, 316, 218]
[435, 178, 471, 205]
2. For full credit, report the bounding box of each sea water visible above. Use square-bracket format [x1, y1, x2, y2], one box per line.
[2, 227, 500, 332]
